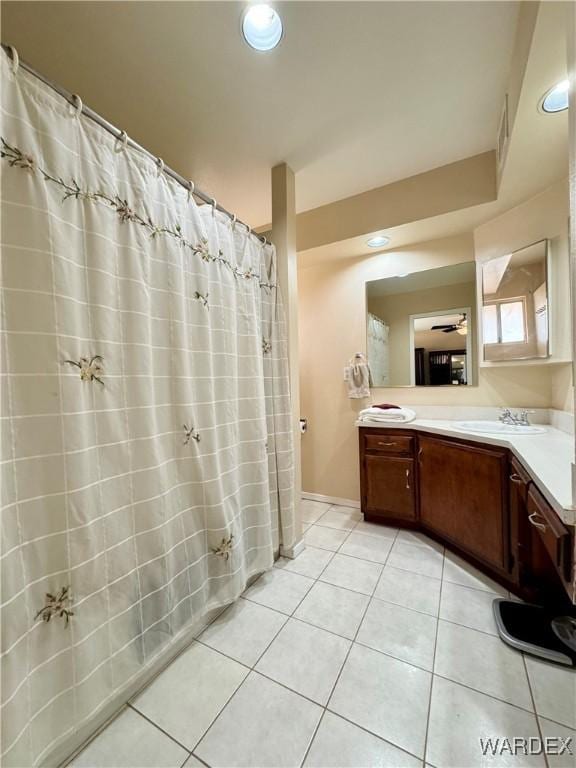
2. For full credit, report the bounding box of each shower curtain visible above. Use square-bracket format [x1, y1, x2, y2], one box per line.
[0, 50, 295, 767]
[367, 312, 390, 387]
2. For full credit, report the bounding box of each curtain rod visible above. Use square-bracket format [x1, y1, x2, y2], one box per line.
[1, 44, 270, 247]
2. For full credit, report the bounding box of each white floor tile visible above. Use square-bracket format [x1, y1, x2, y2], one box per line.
[294, 581, 369, 639]
[538, 717, 576, 768]
[439, 582, 498, 635]
[375, 565, 441, 616]
[301, 500, 332, 525]
[329, 643, 431, 759]
[357, 599, 437, 670]
[525, 657, 576, 728]
[70, 708, 188, 768]
[195, 672, 322, 767]
[242, 568, 314, 615]
[255, 618, 351, 704]
[131, 642, 248, 750]
[338, 531, 393, 564]
[198, 599, 286, 667]
[426, 676, 545, 768]
[316, 506, 362, 531]
[275, 546, 334, 579]
[434, 620, 533, 710]
[395, 530, 444, 553]
[320, 553, 383, 595]
[303, 711, 421, 768]
[182, 757, 205, 767]
[353, 520, 398, 540]
[387, 540, 444, 579]
[304, 525, 350, 552]
[442, 551, 508, 595]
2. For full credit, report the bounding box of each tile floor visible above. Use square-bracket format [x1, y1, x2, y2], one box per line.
[70, 499, 576, 768]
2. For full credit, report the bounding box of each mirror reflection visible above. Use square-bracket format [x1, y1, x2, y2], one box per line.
[366, 262, 477, 387]
[481, 240, 549, 362]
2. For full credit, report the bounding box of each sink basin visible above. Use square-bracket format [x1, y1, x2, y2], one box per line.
[456, 421, 546, 436]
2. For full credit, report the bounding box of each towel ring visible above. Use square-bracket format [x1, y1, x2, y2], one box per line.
[71, 94, 83, 118]
[115, 130, 128, 153]
[156, 157, 164, 177]
[7, 46, 19, 76]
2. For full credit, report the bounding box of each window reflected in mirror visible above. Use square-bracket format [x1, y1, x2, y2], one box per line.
[366, 262, 477, 387]
[481, 240, 548, 362]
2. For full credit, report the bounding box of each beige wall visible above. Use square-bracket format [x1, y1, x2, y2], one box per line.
[299, 232, 560, 502]
[368, 281, 476, 386]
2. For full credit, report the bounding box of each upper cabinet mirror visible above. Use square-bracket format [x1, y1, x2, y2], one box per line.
[481, 240, 549, 362]
[366, 262, 477, 387]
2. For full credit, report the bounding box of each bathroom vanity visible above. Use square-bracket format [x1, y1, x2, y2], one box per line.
[358, 421, 575, 605]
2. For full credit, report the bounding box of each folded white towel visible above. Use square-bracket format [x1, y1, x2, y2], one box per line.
[358, 407, 416, 423]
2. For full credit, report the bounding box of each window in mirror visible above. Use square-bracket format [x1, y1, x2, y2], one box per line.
[366, 262, 477, 387]
[481, 240, 548, 362]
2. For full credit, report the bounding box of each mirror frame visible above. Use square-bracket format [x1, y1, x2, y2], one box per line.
[479, 238, 550, 363]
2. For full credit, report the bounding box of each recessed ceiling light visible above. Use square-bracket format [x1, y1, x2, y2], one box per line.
[367, 235, 390, 248]
[541, 79, 570, 113]
[242, 4, 283, 51]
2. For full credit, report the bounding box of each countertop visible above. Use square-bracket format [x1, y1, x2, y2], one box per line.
[356, 418, 575, 526]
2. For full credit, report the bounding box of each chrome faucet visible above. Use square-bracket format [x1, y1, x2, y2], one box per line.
[499, 408, 533, 426]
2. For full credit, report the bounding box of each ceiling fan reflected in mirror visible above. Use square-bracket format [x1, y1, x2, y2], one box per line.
[431, 314, 468, 335]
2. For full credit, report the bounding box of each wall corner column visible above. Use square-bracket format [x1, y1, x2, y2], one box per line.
[271, 163, 303, 549]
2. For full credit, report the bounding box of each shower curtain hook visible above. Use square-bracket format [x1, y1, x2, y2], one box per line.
[156, 157, 164, 177]
[211, 198, 217, 217]
[71, 94, 83, 118]
[187, 180, 195, 202]
[231, 214, 237, 230]
[7, 46, 19, 76]
[115, 130, 128, 153]
[260, 234, 267, 248]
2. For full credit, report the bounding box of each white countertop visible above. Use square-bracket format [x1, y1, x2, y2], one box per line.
[356, 418, 575, 526]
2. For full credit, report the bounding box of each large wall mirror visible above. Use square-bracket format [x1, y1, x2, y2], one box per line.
[366, 262, 477, 387]
[481, 240, 549, 362]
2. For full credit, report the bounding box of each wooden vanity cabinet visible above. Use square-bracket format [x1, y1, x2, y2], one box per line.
[360, 430, 416, 523]
[359, 427, 574, 601]
[418, 436, 509, 573]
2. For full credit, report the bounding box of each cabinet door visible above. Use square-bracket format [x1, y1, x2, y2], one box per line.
[419, 436, 508, 571]
[364, 455, 416, 521]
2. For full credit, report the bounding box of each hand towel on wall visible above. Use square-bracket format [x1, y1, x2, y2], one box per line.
[347, 353, 372, 398]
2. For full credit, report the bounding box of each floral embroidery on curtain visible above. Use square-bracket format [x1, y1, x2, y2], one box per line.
[0, 50, 295, 768]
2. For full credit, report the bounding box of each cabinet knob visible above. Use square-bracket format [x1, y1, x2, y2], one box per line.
[528, 511, 547, 533]
[510, 473, 524, 485]
[405, 468, 410, 490]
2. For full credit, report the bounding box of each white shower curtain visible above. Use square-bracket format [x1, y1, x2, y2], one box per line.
[0, 50, 295, 767]
[367, 312, 390, 387]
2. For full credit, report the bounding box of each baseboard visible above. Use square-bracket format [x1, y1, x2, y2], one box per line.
[279, 538, 306, 559]
[301, 492, 361, 509]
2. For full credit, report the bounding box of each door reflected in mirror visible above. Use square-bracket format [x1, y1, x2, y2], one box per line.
[481, 240, 549, 362]
[366, 262, 477, 387]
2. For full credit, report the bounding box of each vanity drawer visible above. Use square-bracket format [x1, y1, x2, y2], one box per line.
[364, 434, 414, 456]
[526, 486, 571, 578]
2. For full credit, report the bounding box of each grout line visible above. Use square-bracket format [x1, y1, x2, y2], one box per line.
[422, 544, 445, 766]
[189, 753, 211, 768]
[522, 654, 551, 768]
[127, 703, 192, 754]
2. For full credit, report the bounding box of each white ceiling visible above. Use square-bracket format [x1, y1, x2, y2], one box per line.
[1, 1, 519, 227]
